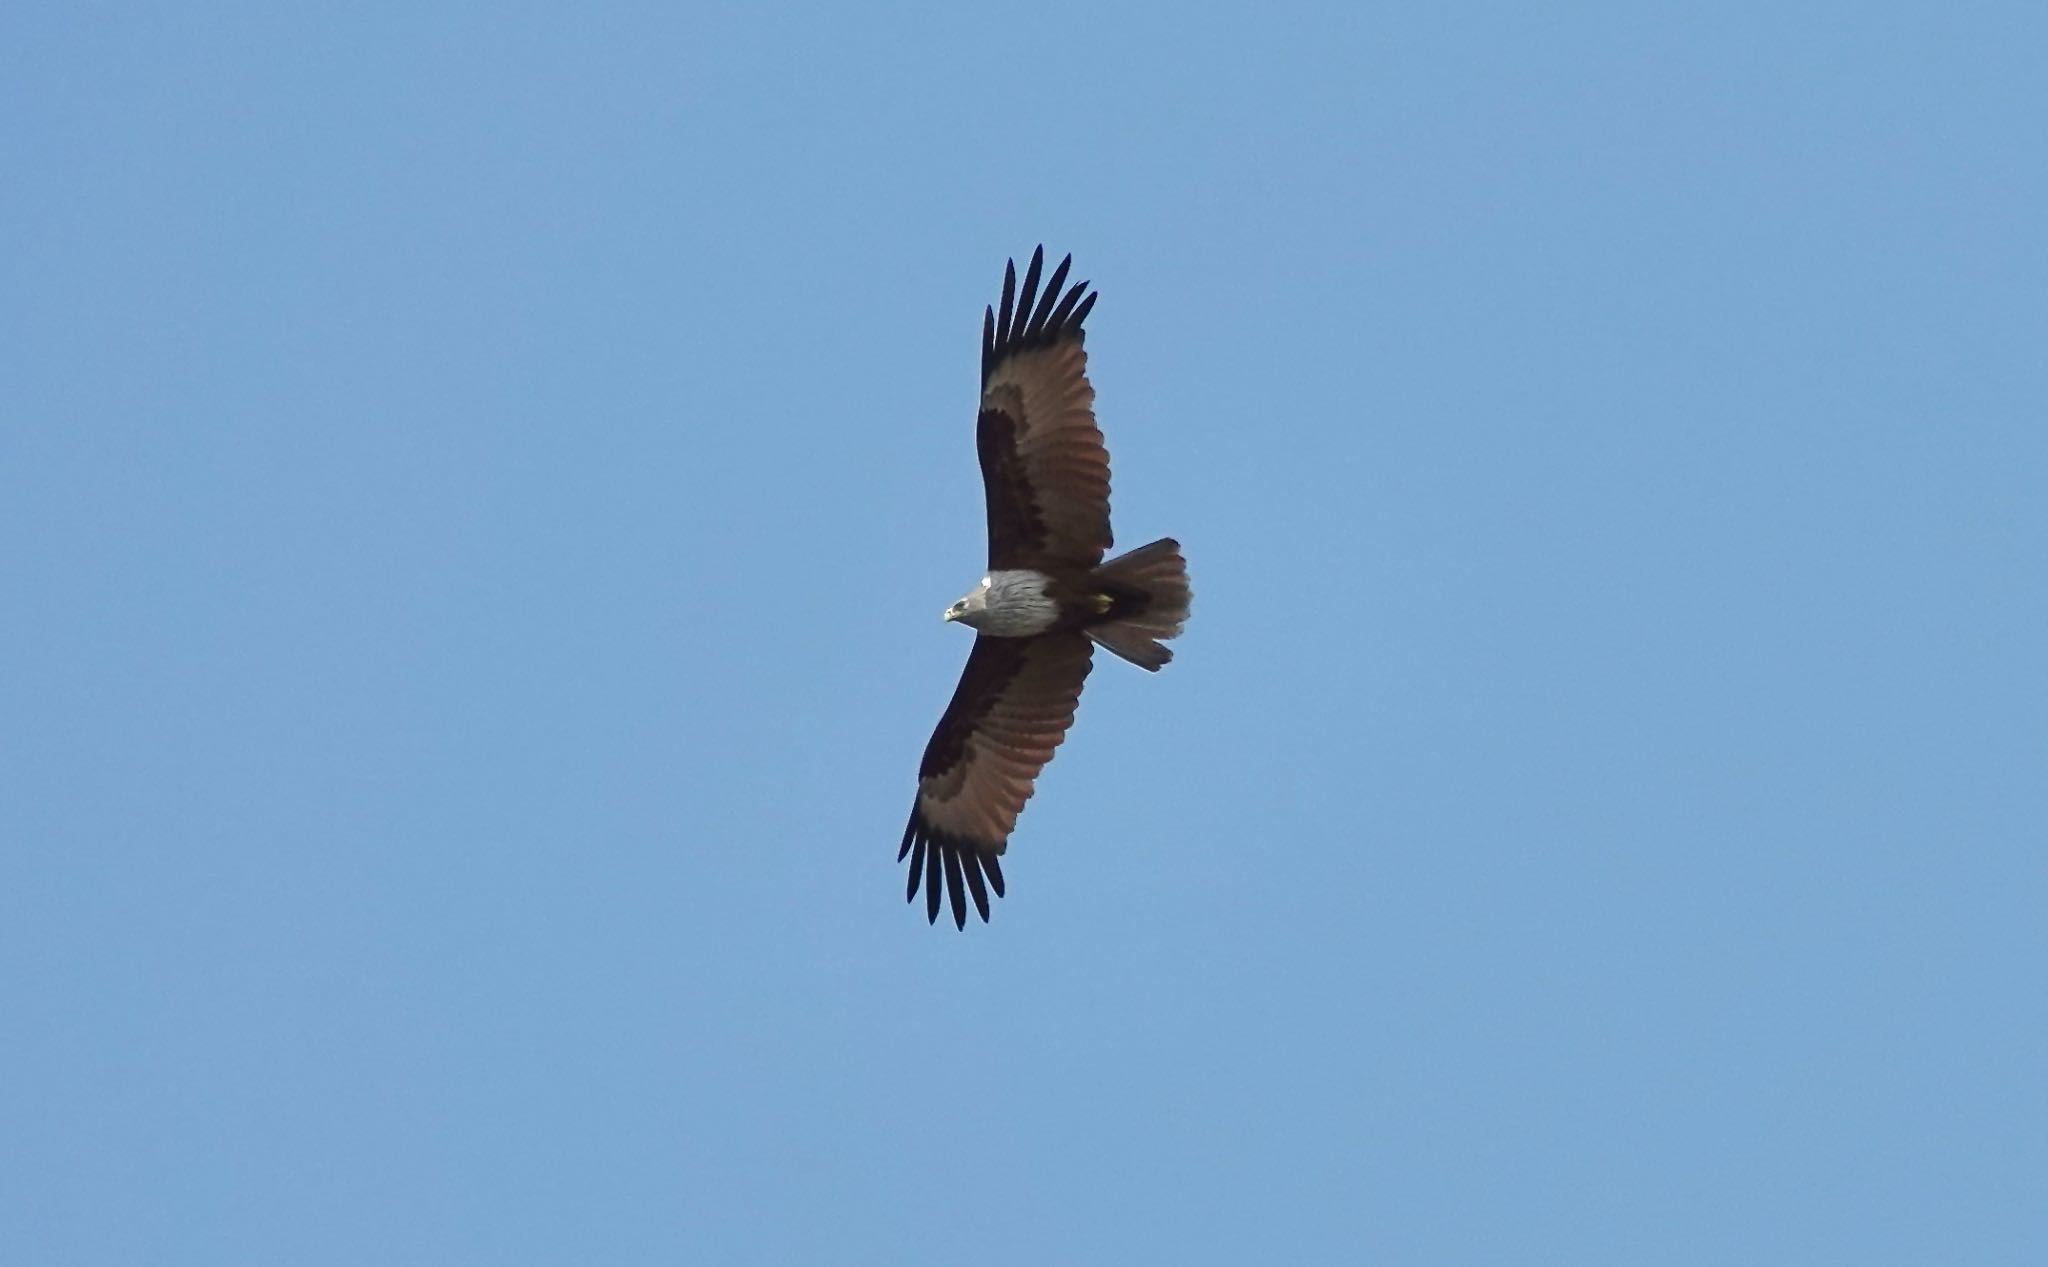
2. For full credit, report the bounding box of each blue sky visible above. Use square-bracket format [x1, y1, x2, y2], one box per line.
[4, 3, 2044, 1262]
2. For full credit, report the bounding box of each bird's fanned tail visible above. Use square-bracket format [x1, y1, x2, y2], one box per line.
[1084, 538, 1192, 671]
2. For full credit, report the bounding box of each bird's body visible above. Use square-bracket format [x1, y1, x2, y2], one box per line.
[949, 570, 1064, 636]
[900, 248, 1192, 928]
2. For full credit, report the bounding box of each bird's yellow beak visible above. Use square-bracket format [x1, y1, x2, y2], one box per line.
[942, 608, 958, 622]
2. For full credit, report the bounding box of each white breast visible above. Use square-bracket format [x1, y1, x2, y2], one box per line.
[981, 570, 1060, 636]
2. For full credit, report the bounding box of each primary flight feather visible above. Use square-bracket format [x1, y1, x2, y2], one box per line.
[900, 248, 1193, 929]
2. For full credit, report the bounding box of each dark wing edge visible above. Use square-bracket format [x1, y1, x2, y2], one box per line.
[898, 635, 1027, 930]
[898, 633, 1092, 930]
[897, 812, 1007, 931]
[980, 245, 1098, 390]
[977, 247, 1112, 570]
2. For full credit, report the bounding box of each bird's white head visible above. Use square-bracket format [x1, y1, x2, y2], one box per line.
[943, 576, 994, 629]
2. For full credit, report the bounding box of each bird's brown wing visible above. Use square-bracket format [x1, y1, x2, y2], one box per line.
[900, 631, 1095, 928]
[978, 247, 1112, 571]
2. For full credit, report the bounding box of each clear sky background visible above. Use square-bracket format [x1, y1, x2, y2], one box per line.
[4, 4, 2043, 1263]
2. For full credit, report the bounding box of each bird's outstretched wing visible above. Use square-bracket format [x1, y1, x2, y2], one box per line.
[900, 632, 1094, 928]
[978, 247, 1111, 570]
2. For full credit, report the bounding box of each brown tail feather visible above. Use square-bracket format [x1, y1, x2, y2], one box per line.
[1085, 538, 1191, 671]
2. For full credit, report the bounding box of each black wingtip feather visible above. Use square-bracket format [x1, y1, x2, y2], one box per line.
[1012, 247, 1044, 345]
[1027, 254, 1072, 335]
[1046, 279, 1089, 330]
[941, 847, 968, 930]
[997, 257, 1018, 346]
[1070, 290, 1098, 329]
[961, 852, 991, 923]
[900, 807, 1004, 929]
[904, 843, 925, 903]
[981, 248, 1097, 387]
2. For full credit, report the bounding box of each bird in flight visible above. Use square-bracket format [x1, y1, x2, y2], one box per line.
[900, 247, 1192, 929]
